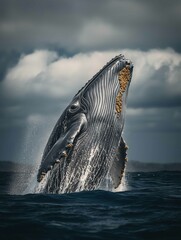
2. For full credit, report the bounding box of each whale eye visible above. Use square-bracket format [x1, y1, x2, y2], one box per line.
[69, 102, 80, 113]
[70, 105, 77, 110]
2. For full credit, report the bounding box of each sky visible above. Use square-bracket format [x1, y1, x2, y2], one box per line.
[0, 0, 181, 165]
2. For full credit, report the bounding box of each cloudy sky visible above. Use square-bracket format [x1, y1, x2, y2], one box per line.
[0, 0, 181, 166]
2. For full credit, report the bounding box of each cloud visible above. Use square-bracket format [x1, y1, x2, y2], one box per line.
[3, 50, 58, 98]
[2, 50, 118, 100]
[126, 106, 181, 132]
[0, 0, 181, 52]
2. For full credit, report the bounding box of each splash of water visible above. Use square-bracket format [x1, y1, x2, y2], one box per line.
[34, 163, 129, 194]
[9, 115, 55, 195]
[9, 116, 129, 195]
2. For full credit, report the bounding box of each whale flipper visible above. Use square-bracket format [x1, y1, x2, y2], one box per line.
[37, 113, 87, 182]
[110, 137, 128, 189]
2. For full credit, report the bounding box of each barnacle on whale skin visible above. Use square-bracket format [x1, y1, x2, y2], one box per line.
[116, 66, 131, 114]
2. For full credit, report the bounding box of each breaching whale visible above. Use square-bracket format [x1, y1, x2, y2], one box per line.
[37, 54, 133, 193]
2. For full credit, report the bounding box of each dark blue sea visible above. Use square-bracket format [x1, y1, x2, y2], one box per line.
[0, 171, 181, 240]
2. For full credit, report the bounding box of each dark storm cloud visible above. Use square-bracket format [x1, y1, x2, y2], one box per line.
[0, 0, 181, 52]
[122, 48, 181, 109]
[0, 51, 21, 81]
[128, 64, 181, 108]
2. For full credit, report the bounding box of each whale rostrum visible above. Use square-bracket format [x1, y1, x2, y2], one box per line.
[37, 54, 133, 193]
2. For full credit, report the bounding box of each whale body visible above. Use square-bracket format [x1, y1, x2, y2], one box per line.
[37, 54, 133, 193]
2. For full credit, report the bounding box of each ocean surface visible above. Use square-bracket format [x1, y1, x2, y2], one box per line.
[0, 171, 181, 240]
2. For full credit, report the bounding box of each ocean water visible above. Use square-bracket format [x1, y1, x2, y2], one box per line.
[0, 171, 181, 240]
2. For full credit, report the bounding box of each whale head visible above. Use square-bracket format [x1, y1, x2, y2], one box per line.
[69, 54, 133, 122]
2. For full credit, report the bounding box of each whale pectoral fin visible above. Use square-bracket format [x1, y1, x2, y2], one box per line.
[37, 113, 87, 182]
[110, 137, 128, 189]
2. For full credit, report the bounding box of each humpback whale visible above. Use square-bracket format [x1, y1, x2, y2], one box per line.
[37, 54, 133, 194]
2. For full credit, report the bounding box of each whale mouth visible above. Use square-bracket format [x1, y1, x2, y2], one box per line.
[116, 64, 131, 114]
